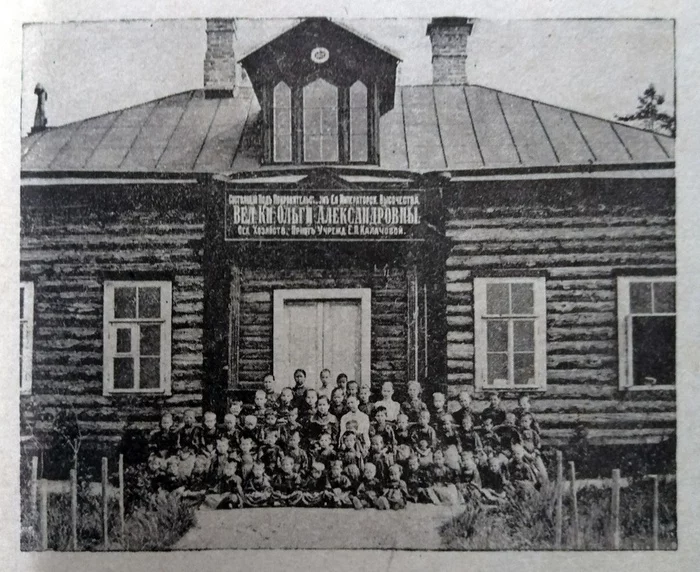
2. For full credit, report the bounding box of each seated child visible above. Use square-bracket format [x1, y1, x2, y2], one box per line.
[514, 395, 541, 434]
[205, 460, 244, 509]
[383, 464, 408, 510]
[211, 438, 233, 482]
[394, 414, 411, 448]
[260, 409, 281, 443]
[435, 412, 459, 449]
[280, 407, 302, 443]
[271, 455, 303, 506]
[338, 430, 365, 474]
[443, 445, 463, 485]
[451, 391, 475, 428]
[313, 432, 338, 466]
[375, 382, 401, 422]
[229, 400, 244, 430]
[518, 413, 548, 485]
[182, 455, 211, 501]
[410, 410, 438, 450]
[404, 455, 439, 505]
[252, 390, 268, 423]
[495, 412, 522, 458]
[146, 455, 168, 492]
[456, 414, 483, 454]
[257, 428, 283, 472]
[370, 406, 397, 452]
[221, 413, 239, 450]
[242, 462, 272, 507]
[177, 445, 197, 482]
[299, 388, 318, 430]
[344, 463, 361, 490]
[164, 456, 183, 492]
[317, 368, 333, 401]
[358, 384, 374, 417]
[429, 392, 448, 421]
[200, 411, 220, 456]
[329, 387, 348, 420]
[262, 374, 279, 409]
[367, 434, 393, 483]
[238, 449, 255, 481]
[401, 381, 428, 424]
[239, 415, 262, 450]
[149, 412, 180, 458]
[478, 417, 501, 458]
[394, 444, 413, 474]
[351, 462, 388, 510]
[327, 459, 354, 508]
[307, 395, 338, 445]
[276, 388, 294, 423]
[456, 450, 482, 499]
[428, 448, 457, 505]
[415, 439, 434, 468]
[178, 409, 203, 454]
[300, 461, 331, 507]
[481, 455, 509, 494]
[283, 430, 310, 477]
[336, 373, 349, 395]
[480, 392, 507, 427]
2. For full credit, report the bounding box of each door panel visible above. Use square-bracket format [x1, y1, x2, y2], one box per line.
[322, 300, 362, 384]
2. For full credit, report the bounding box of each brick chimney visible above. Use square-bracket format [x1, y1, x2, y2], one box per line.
[204, 18, 236, 98]
[426, 17, 474, 85]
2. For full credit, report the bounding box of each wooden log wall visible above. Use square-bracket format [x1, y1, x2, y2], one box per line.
[443, 177, 676, 447]
[237, 266, 410, 393]
[20, 183, 206, 454]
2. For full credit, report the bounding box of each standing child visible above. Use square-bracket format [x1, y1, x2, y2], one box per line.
[178, 410, 202, 454]
[318, 369, 333, 401]
[291, 369, 308, 409]
[329, 387, 348, 420]
[375, 382, 401, 422]
[401, 381, 428, 424]
[514, 395, 541, 434]
[262, 374, 279, 409]
[345, 380, 359, 400]
[276, 388, 294, 423]
[370, 406, 397, 452]
[308, 395, 339, 445]
[358, 384, 374, 417]
[383, 464, 408, 510]
[480, 392, 507, 426]
[335, 373, 349, 395]
[252, 390, 268, 423]
[149, 412, 180, 459]
[242, 462, 272, 507]
[339, 395, 371, 448]
[299, 388, 318, 431]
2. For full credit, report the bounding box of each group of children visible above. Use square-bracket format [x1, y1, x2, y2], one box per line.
[146, 369, 549, 510]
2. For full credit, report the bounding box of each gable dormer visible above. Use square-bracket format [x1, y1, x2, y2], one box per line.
[239, 18, 400, 166]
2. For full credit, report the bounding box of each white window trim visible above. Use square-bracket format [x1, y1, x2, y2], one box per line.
[20, 282, 34, 395]
[103, 281, 172, 396]
[474, 277, 547, 392]
[617, 276, 675, 391]
[273, 81, 292, 163]
[272, 288, 371, 387]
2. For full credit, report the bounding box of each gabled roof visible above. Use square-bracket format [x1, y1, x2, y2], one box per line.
[21, 85, 674, 174]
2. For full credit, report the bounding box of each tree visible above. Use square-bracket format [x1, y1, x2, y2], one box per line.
[617, 84, 675, 137]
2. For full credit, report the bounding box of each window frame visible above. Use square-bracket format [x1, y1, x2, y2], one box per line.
[474, 276, 547, 392]
[20, 282, 34, 395]
[103, 280, 172, 396]
[272, 81, 293, 163]
[302, 78, 340, 163]
[617, 275, 676, 391]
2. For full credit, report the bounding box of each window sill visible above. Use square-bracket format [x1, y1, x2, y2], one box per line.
[104, 389, 172, 397]
[622, 385, 675, 392]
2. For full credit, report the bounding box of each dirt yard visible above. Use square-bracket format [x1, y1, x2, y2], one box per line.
[174, 505, 464, 550]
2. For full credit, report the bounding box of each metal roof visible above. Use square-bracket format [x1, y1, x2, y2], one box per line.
[21, 85, 674, 174]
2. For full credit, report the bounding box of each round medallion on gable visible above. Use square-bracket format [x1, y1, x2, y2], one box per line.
[310, 47, 330, 64]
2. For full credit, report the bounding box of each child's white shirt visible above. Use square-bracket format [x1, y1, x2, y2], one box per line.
[376, 399, 401, 422]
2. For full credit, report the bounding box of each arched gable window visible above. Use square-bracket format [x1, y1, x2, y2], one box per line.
[349, 81, 368, 162]
[273, 82, 292, 162]
[303, 78, 339, 162]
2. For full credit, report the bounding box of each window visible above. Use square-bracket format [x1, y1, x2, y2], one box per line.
[617, 277, 675, 389]
[273, 82, 292, 162]
[474, 277, 547, 390]
[303, 78, 339, 162]
[103, 281, 172, 395]
[349, 81, 368, 162]
[20, 282, 34, 394]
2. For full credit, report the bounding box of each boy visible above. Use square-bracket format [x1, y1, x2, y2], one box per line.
[262, 373, 279, 409]
[327, 459, 353, 508]
[509, 444, 537, 489]
[257, 428, 283, 472]
[252, 390, 268, 423]
[281, 407, 302, 443]
[351, 462, 388, 510]
[205, 460, 244, 509]
[435, 411, 459, 449]
[260, 409, 281, 443]
[308, 395, 339, 445]
[479, 417, 501, 458]
[238, 449, 255, 481]
[367, 434, 394, 483]
[283, 429, 310, 477]
[178, 409, 202, 454]
[429, 392, 448, 421]
[318, 368, 333, 401]
[221, 413, 239, 450]
[300, 461, 331, 507]
[496, 412, 522, 453]
[358, 384, 374, 417]
[410, 410, 438, 450]
[242, 462, 272, 507]
[291, 369, 308, 409]
[271, 455, 303, 507]
[200, 411, 220, 457]
[383, 464, 408, 510]
[182, 455, 211, 502]
[451, 391, 476, 428]
[149, 412, 180, 458]
[276, 387, 295, 423]
[404, 455, 439, 505]
[480, 391, 507, 427]
[313, 432, 337, 466]
[394, 414, 412, 448]
[338, 430, 365, 474]
[401, 381, 428, 424]
[375, 382, 400, 422]
[329, 387, 348, 420]
[456, 414, 483, 454]
[239, 415, 262, 450]
[177, 445, 197, 483]
[370, 406, 397, 452]
[339, 395, 371, 448]
[514, 395, 541, 434]
[211, 438, 233, 482]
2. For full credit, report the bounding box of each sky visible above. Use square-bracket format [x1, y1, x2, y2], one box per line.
[20, 18, 675, 135]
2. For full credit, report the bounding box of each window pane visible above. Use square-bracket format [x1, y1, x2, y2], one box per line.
[303, 79, 338, 163]
[273, 82, 291, 108]
[305, 136, 322, 162]
[486, 283, 509, 315]
[114, 287, 137, 319]
[321, 110, 338, 136]
[487, 353, 509, 385]
[351, 134, 368, 162]
[630, 282, 652, 314]
[114, 357, 134, 389]
[350, 81, 367, 107]
[653, 282, 675, 313]
[305, 108, 322, 135]
[138, 287, 161, 318]
[140, 358, 161, 389]
[511, 283, 534, 314]
[140, 324, 161, 356]
[486, 320, 508, 352]
[513, 320, 534, 351]
[320, 136, 339, 162]
[274, 107, 291, 134]
[514, 353, 535, 385]
[275, 134, 292, 163]
[116, 328, 131, 353]
[631, 316, 675, 385]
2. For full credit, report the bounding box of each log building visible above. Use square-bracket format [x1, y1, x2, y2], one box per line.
[19, 18, 675, 472]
